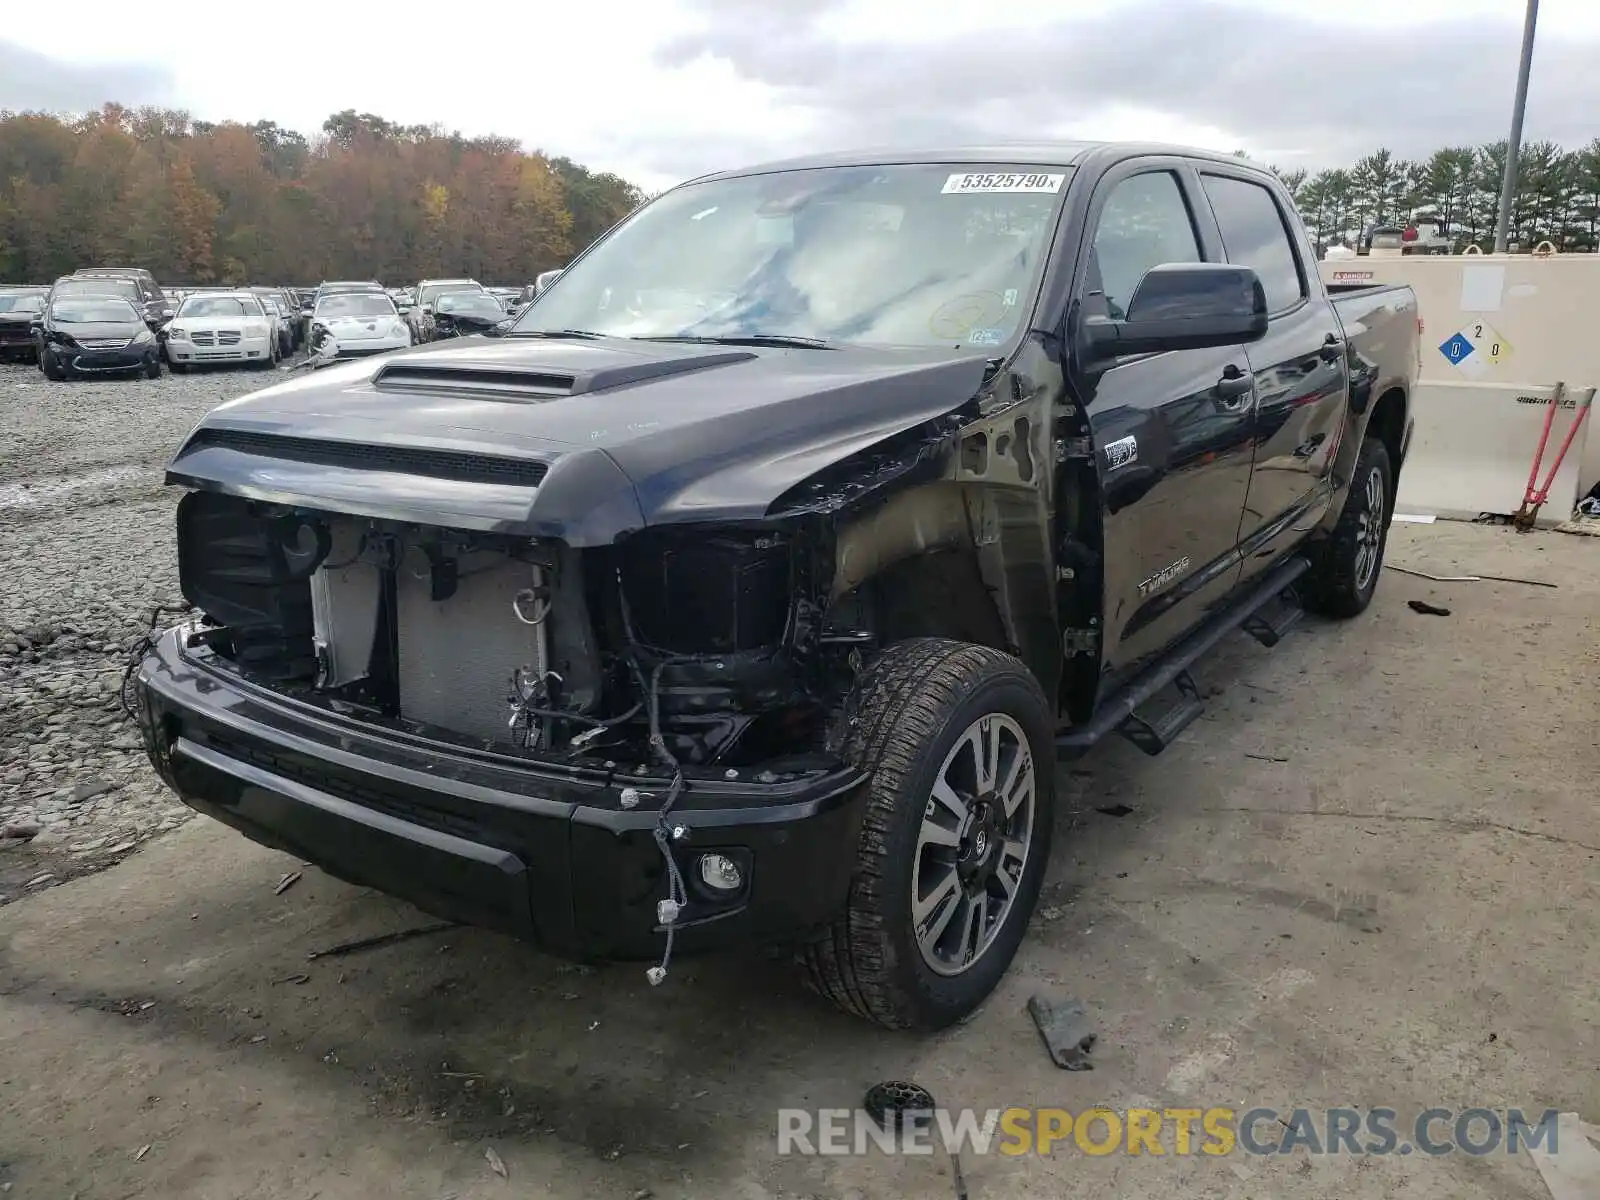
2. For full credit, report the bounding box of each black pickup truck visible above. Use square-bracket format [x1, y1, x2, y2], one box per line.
[133, 143, 1418, 1030]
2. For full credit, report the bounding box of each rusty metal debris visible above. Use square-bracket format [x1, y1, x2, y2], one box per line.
[1387, 563, 1554, 588]
[1027, 995, 1097, 1071]
[484, 1146, 507, 1179]
[305, 921, 455, 961]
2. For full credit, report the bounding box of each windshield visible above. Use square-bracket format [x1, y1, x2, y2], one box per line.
[513, 164, 1070, 349]
[0, 292, 45, 314]
[56, 278, 139, 301]
[317, 294, 397, 318]
[317, 284, 381, 303]
[420, 281, 480, 305]
[178, 296, 261, 318]
[52, 299, 139, 323]
[436, 292, 504, 318]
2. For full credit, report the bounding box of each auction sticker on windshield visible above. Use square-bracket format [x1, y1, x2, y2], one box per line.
[942, 172, 1066, 194]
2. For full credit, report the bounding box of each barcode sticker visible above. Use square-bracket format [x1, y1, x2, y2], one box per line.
[942, 172, 1066, 195]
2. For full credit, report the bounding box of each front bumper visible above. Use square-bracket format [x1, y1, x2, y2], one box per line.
[58, 343, 154, 372]
[324, 332, 412, 358]
[132, 625, 867, 959]
[167, 335, 272, 364]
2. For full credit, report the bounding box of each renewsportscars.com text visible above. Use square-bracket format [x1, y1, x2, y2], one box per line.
[777, 1106, 1562, 1157]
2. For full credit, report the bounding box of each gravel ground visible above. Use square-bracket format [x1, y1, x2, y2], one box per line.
[0, 358, 291, 902]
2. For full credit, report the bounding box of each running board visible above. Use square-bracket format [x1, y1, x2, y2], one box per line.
[1056, 555, 1311, 760]
[1242, 589, 1305, 647]
[1116, 669, 1202, 755]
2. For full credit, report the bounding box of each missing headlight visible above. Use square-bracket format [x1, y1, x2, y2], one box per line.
[618, 530, 791, 655]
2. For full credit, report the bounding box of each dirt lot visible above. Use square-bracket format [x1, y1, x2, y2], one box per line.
[2, 363, 1598, 1199]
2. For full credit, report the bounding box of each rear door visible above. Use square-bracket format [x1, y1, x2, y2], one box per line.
[1195, 168, 1349, 580]
[1071, 160, 1257, 674]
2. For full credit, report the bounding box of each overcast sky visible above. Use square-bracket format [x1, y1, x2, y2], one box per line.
[3, 0, 1597, 192]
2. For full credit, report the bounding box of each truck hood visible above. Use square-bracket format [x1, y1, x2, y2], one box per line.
[166, 335, 991, 544]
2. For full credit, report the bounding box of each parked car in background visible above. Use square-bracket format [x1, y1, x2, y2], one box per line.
[164, 292, 279, 372]
[299, 280, 385, 345]
[48, 273, 172, 331]
[34, 295, 161, 380]
[73, 267, 171, 318]
[430, 290, 512, 338]
[0, 286, 48, 362]
[306, 290, 413, 359]
[248, 287, 303, 352]
[414, 277, 484, 317]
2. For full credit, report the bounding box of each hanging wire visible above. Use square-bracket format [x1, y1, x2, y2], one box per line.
[614, 571, 695, 985]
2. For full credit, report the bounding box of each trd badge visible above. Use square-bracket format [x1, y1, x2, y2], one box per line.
[1103, 436, 1138, 470]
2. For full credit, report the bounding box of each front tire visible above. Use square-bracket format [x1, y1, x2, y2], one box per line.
[40, 348, 65, 381]
[1302, 436, 1392, 618]
[798, 639, 1054, 1030]
[144, 354, 161, 379]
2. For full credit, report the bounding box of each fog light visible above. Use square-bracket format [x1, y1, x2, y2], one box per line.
[696, 853, 743, 892]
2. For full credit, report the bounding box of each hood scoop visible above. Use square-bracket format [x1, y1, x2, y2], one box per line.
[182, 429, 550, 487]
[371, 346, 757, 401]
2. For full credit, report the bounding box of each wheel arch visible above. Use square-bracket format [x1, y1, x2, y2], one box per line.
[825, 478, 1060, 697]
[1366, 386, 1409, 489]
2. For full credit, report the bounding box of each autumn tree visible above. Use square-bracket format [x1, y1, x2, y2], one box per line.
[165, 152, 221, 281]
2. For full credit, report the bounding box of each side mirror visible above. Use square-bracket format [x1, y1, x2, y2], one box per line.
[28, 319, 43, 333]
[397, 304, 412, 314]
[534, 268, 563, 296]
[485, 320, 512, 338]
[301, 308, 314, 318]
[161, 307, 175, 319]
[420, 304, 433, 314]
[1083, 263, 1267, 361]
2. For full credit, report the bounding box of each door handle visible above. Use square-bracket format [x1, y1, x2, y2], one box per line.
[1213, 368, 1253, 410]
[1319, 333, 1344, 363]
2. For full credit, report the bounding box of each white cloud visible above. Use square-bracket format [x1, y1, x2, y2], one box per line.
[3, 0, 1597, 192]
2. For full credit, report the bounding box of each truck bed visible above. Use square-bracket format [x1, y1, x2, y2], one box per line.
[1330, 283, 1420, 405]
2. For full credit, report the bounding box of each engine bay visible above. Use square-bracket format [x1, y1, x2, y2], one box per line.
[173, 490, 849, 772]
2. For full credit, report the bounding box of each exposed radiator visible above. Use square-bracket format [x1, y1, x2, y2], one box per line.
[309, 518, 382, 688]
[396, 548, 547, 745]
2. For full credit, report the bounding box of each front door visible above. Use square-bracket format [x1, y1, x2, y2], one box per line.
[1070, 163, 1258, 677]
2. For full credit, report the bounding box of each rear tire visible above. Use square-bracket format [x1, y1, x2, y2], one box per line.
[1302, 436, 1392, 618]
[798, 638, 1054, 1030]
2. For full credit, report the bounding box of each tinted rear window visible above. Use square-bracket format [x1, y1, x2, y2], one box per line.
[1200, 174, 1305, 312]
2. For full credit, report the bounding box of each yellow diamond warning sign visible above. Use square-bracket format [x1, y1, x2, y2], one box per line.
[1463, 319, 1513, 365]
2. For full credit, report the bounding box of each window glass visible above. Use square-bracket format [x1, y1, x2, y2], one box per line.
[1089, 172, 1202, 320]
[513, 163, 1069, 350]
[1201, 174, 1304, 311]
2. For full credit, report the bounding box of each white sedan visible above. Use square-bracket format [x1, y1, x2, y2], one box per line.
[165, 293, 279, 371]
[309, 292, 414, 359]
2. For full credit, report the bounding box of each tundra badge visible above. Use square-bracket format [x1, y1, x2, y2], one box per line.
[1103, 436, 1138, 470]
[1138, 556, 1191, 598]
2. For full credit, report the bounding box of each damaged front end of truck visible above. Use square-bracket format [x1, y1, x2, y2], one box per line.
[132, 154, 1085, 1030]
[130, 334, 1065, 998]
